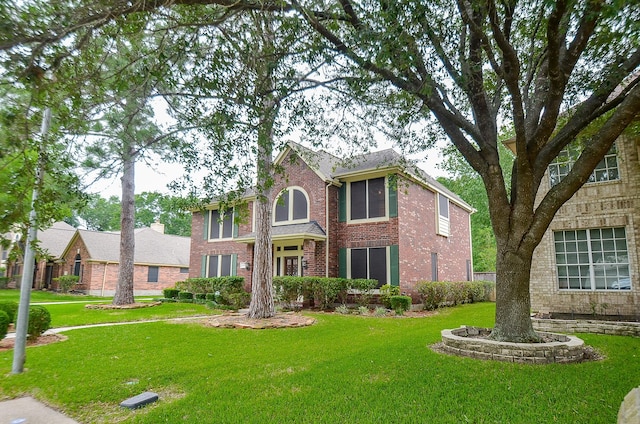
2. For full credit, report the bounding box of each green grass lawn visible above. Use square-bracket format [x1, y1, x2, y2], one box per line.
[0, 289, 114, 303]
[1, 302, 638, 423]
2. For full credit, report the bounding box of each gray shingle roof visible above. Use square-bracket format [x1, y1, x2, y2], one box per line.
[235, 221, 326, 242]
[37, 222, 77, 259]
[78, 227, 190, 266]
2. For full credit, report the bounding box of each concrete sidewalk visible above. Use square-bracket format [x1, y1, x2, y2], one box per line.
[0, 397, 79, 424]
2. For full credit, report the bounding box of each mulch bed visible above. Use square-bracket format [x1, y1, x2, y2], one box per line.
[85, 302, 161, 310]
[0, 334, 68, 352]
[202, 312, 316, 329]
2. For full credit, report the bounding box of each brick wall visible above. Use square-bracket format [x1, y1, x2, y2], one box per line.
[530, 135, 640, 316]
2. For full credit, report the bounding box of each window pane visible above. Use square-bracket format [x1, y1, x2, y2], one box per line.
[292, 189, 308, 220]
[275, 191, 289, 222]
[368, 247, 387, 288]
[148, 266, 159, 282]
[350, 249, 367, 279]
[208, 256, 219, 278]
[350, 181, 367, 220]
[221, 213, 233, 238]
[220, 255, 231, 277]
[368, 177, 386, 218]
[210, 210, 220, 239]
[438, 193, 449, 219]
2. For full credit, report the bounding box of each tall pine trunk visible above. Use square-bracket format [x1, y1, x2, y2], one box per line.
[113, 149, 136, 305]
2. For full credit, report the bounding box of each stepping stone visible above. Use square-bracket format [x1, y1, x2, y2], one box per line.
[120, 392, 159, 409]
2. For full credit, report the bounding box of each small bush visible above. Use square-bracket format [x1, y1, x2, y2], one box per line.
[390, 295, 412, 315]
[205, 292, 217, 301]
[358, 306, 369, 315]
[0, 310, 9, 340]
[335, 304, 350, 314]
[53, 275, 79, 293]
[350, 279, 378, 307]
[0, 276, 9, 289]
[178, 291, 194, 303]
[163, 288, 180, 299]
[0, 301, 18, 323]
[28, 305, 51, 341]
[158, 298, 177, 303]
[417, 281, 449, 310]
[379, 284, 400, 308]
[374, 307, 388, 317]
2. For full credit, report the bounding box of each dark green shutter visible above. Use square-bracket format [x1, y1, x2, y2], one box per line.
[388, 182, 398, 218]
[338, 184, 347, 222]
[338, 248, 347, 278]
[202, 211, 209, 240]
[231, 254, 237, 276]
[201, 255, 207, 277]
[389, 245, 399, 286]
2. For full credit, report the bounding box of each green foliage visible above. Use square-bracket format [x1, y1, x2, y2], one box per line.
[349, 278, 377, 307]
[0, 310, 9, 340]
[53, 275, 79, 293]
[0, 301, 18, 323]
[357, 306, 369, 315]
[390, 295, 411, 315]
[374, 306, 388, 317]
[27, 305, 51, 341]
[0, 277, 9, 289]
[226, 292, 250, 310]
[335, 304, 350, 314]
[178, 292, 193, 303]
[174, 277, 246, 307]
[272, 277, 378, 310]
[417, 281, 492, 311]
[273, 276, 303, 310]
[379, 284, 400, 308]
[163, 288, 180, 299]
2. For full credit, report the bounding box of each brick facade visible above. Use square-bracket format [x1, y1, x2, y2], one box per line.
[530, 135, 640, 316]
[189, 144, 473, 301]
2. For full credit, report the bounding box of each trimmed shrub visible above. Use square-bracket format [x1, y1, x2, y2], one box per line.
[205, 293, 217, 301]
[379, 284, 400, 308]
[418, 281, 492, 311]
[0, 310, 9, 340]
[350, 279, 378, 307]
[28, 305, 51, 341]
[417, 281, 449, 310]
[273, 276, 303, 309]
[163, 288, 180, 299]
[0, 276, 9, 289]
[158, 298, 177, 303]
[53, 275, 79, 293]
[178, 291, 194, 302]
[390, 295, 412, 315]
[0, 301, 18, 323]
[480, 280, 496, 301]
[227, 292, 250, 310]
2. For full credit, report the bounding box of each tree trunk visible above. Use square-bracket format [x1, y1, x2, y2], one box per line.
[490, 246, 539, 342]
[247, 184, 275, 318]
[113, 150, 136, 305]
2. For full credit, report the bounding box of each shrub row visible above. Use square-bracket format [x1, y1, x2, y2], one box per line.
[0, 302, 51, 341]
[167, 277, 249, 310]
[273, 276, 378, 310]
[417, 280, 495, 310]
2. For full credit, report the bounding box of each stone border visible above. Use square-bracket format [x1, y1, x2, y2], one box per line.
[440, 326, 586, 364]
[532, 318, 640, 337]
[203, 313, 316, 329]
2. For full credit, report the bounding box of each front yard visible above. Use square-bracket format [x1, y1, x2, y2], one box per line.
[0, 301, 638, 423]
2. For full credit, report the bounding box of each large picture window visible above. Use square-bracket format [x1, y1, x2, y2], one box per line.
[350, 177, 386, 221]
[554, 227, 630, 291]
[209, 209, 234, 240]
[549, 143, 619, 187]
[274, 187, 309, 225]
[349, 247, 388, 288]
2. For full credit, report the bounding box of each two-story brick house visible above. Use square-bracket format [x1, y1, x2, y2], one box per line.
[529, 134, 639, 317]
[190, 142, 474, 301]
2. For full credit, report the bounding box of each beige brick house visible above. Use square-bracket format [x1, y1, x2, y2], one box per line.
[529, 134, 639, 317]
[190, 142, 474, 301]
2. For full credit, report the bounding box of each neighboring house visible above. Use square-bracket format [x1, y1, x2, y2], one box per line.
[4, 222, 76, 289]
[190, 142, 474, 301]
[527, 134, 639, 317]
[59, 223, 190, 296]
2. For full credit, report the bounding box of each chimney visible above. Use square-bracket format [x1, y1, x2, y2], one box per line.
[150, 222, 165, 234]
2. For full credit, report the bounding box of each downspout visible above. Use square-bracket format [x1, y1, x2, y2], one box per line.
[325, 182, 331, 277]
[101, 261, 110, 297]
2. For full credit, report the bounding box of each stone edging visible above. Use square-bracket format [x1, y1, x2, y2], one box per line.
[440, 326, 585, 364]
[532, 318, 640, 337]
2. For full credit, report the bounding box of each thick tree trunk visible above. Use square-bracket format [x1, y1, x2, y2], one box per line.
[490, 247, 539, 342]
[113, 152, 136, 305]
[247, 189, 274, 318]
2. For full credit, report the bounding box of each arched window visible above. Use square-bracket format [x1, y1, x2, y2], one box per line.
[73, 253, 81, 276]
[273, 187, 309, 225]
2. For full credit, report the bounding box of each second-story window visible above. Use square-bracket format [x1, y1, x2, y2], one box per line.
[437, 193, 450, 237]
[350, 177, 386, 221]
[274, 187, 309, 225]
[549, 143, 619, 187]
[209, 209, 234, 240]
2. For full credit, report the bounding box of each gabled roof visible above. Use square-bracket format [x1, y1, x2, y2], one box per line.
[64, 227, 190, 267]
[37, 221, 77, 259]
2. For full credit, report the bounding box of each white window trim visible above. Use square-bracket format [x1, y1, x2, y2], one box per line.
[206, 254, 233, 278]
[273, 186, 310, 226]
[346, 246, 391, 287]
[436, 193, 450, 237]
[208, 208, 234, 241]
[346, 176, 389, 224]
[549, 143, 620, 187]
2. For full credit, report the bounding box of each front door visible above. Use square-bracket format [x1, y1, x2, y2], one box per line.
[284, 256, 299, 276]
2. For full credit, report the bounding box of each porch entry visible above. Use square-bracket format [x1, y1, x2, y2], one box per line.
[274, 241, 304, 277]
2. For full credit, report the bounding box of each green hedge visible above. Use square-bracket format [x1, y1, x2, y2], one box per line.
[0, 301, 18, 323]
[272, 277, 378, 310]
[416, 280, 493, 311]
[53, 275, 79, 293]
[163, 288, 180, 299]
[390, 295, 412, 315]
[172, 277, 247, 307]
